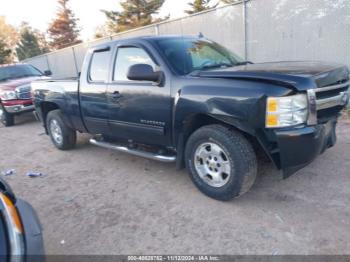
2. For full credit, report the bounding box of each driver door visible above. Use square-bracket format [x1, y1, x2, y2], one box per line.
[107, 44, 172, 146]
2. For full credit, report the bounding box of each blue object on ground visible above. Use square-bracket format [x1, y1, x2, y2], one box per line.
[26, 172, 44, 178]
[2, 169, 15, 176]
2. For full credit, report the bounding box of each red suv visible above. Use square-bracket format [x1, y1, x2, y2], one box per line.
[0, 64, 51, 127]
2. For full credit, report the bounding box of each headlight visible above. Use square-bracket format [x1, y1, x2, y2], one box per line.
[0, 91, 17, 101]
[0, 192, 25, 256]
[266, 94, 308, 128]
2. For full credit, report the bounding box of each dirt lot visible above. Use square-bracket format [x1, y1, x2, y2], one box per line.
[0, 113, 350, 255]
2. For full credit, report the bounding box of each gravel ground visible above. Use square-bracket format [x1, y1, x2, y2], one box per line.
[0, 113, 350, 255]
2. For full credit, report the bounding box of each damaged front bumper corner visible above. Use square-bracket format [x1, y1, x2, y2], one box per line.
[258, 117, 338, 179]
[275, 119, 337, 178]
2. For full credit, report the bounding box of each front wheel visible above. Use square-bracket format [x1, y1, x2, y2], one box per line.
[185, 125, 257, 201]
[46, 110, 76, 150]
[0, 105, 14, 127]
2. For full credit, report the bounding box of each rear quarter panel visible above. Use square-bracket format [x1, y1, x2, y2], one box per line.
[32, 80, 85, 132]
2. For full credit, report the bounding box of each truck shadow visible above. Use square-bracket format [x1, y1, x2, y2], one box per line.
[74, 132, 282, 198]
[15, 112, 38, 126]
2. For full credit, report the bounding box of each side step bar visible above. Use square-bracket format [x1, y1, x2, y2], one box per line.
[89, 138, 176, 163]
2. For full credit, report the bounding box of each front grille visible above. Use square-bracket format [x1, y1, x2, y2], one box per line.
[316, 85, 348, 100]
[309, 80, 350, 124]
[317, 106, 344, 123]
[17, 91, 31, 100]
[15, 85, 32, 100]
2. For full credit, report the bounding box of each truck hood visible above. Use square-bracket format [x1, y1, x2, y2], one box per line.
[196, 61, 350, 91]
[0, 76, 47, 91]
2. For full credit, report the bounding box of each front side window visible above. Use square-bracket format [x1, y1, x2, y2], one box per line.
[154, 38, 244, 75]
[114, 47, 156, 81]
[89, 50, 110, 82]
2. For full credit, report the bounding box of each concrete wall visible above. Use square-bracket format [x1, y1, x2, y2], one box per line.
[23, 0, 350, 78]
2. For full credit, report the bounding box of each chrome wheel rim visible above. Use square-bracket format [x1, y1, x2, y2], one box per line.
[194, 142, 231, 188]
[50, 119, 63, 145]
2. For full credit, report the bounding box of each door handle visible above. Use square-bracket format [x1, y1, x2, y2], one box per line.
[111, 91, 123, 100]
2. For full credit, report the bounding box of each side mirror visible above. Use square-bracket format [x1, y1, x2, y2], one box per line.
[127, 64, 161, 82]
[44, 70, 52, 76]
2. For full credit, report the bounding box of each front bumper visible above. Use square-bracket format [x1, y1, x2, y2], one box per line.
[4, 105, 34, 114]
[2, 100, 34, 114]
[275, 119, 337, 178]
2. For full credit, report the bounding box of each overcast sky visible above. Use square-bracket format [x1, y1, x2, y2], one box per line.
[0, 0, 193, 40]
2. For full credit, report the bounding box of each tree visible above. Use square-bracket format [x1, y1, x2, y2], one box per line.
[185, 0, 218, 14]
[0, 16, 18, 63]
[0, 38, 12, 64]
[48, 0, 81, 50]
[0, 16, 18, 46]
[16, 24, 43, 60]
[35, 31, 51, 54]
[94, 25, 110, 39]
[101, 0, 168, 34]
[220, 0, 241, 4]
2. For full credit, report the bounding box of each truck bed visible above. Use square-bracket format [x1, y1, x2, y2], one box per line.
[31, 77, 79, 92]
[32, 78, 79, 97]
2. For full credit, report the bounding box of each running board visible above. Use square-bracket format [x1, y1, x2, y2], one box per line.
[89, 138, 176, 163]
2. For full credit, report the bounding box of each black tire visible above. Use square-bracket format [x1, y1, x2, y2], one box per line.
[0, 104, 15, 127]
[185, 124, 257, 201]
[46, 110, 76, 150]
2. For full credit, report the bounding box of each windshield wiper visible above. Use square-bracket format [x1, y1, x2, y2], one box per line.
[0, 74, 40, 82]
[201, 62, 233, 70]
[17, 74, 40, 78]
[233, 61, 253, 66]
[0, 76, 18, 82]
[189, 62, 233, 75]
[189, 61, 253, 76]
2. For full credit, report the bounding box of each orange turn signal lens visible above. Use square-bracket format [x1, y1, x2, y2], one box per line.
[267, 98, 278, 112]
[0, 193, 23, 234]
[266, 114, 278, 127]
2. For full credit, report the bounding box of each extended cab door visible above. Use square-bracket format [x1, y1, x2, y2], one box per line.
[79, 46, 111, 135]
[107, 43, 172, 146]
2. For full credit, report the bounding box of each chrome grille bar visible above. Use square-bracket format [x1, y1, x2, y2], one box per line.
[315, 80, 349, 93]
[15, 86, 32, 100]
[307, 79, 349, 125]
[316, 92, 349, 110]
[307, 89, 317, 125]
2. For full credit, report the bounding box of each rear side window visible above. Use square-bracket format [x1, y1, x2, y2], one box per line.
[89, 50, 110, 82]
[114, 47, 156, 81]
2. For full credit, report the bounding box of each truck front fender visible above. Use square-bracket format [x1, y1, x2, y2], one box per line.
[172, 86, 266, 147]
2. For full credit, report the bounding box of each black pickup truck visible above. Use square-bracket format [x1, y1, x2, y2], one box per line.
[32, 36, 350, 201]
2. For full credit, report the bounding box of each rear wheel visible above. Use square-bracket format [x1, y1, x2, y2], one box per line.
[46, 110, 76, 150]
[0, 105, 14, 127]
[185, 125, 257, 201]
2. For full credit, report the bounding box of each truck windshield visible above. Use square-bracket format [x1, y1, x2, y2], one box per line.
[0, 65, 43, 82]
[154, 37, 245, 75]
